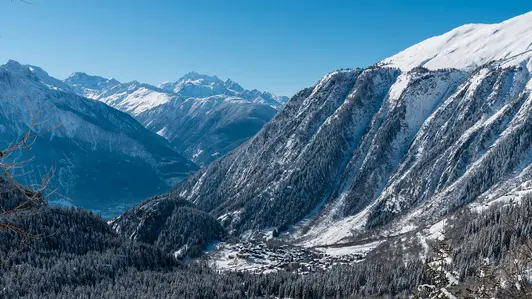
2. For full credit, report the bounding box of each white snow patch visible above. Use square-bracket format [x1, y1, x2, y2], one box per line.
[173, 245, 188, 259]
[387, 73, 411, 102]
[314, 241, 383, 257]
[427, 219, 447, 241]
[192, 149, 204, 160]
[389, 223, 418, 237]
[418, 219, 448, 261]
[156, 127, 167, 137]
[119, 88, 172, 115]
[470, 179, 532, 213]
[299, 203, 372, 247]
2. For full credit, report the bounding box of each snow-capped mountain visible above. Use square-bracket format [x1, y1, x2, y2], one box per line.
[0, 60, 198, 217]
[65, 72, 285, 165]
[158, 71, 289, 107]
[118, 11, 532, 248]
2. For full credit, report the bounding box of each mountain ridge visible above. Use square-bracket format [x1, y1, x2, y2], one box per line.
[117, 11, 532, 249]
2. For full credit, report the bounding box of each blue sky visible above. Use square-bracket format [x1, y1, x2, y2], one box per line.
[0, 0, 530, 96]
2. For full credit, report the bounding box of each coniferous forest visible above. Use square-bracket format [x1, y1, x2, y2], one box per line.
[2, 178, 532, 298]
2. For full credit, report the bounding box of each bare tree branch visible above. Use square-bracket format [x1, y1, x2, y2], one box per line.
[0, 95, 64, 237]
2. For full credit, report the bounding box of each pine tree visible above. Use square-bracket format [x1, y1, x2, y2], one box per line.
[415, 232, 458, 299]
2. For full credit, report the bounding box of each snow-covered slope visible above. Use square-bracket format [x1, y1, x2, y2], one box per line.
[65, 72, 284, 165]
[65, 74, 173, 116]
[137, 95, 277, 165]
[0, 60, 198, 217]
[381, 11, 532, 71]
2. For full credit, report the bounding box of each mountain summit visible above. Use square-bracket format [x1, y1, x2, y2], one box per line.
[382, 11, 532, 71]
[158, 72, 288, 107]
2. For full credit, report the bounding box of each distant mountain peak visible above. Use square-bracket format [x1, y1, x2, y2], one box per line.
[182, 70, 201, 77]
[156, 72, 287, 107]
[66, 72, 113, 86]
[224, 78, 244, 92]
[177, 71, 220, 84]
[126, 80, 141, 86]
[4, 59, 23, 69]
[67, 71, 93, 79]
[107, 78, 121, 85]
[3, 59, 40, 75]
[2, 60, 70, 91]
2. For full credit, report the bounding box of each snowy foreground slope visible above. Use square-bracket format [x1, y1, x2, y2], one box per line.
[0, 60, 197, 217]
[117, 12, 532, 259]
[65, 72, 285, 165]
